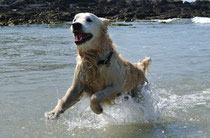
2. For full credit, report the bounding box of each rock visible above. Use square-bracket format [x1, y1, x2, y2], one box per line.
[11, 0, 26, 7]
[111, 23, 133, 26]
[0, 0, 210, 26]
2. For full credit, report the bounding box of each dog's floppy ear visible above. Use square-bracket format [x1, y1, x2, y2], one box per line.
[99, 18, 111, 26]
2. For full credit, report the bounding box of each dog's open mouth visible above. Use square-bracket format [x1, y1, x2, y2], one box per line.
[74, 32, 93, 45]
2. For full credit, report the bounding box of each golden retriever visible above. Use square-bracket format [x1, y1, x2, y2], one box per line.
[45, 13, 151, 119]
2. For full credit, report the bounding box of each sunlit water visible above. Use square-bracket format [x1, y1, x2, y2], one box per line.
[1, 18, 210, 137]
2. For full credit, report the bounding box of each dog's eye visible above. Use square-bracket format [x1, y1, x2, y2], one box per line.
[86, 18, 92, 22]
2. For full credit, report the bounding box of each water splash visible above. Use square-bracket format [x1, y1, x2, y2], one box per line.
[63, 82, 210, 131]
[64, 83, 161, 130]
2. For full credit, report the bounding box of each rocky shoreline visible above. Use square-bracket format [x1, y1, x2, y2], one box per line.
[0, 0, 210, 26]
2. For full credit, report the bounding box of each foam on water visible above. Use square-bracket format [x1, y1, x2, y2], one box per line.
[64, 83, 161, 130]
[155, 18, 180, 24]
[157, 88, 210, 114]
[192, 17, 210, 24]
[63, 83, 210, 131]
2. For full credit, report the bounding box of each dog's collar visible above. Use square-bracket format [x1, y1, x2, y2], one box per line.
[97, 51, 114, 66]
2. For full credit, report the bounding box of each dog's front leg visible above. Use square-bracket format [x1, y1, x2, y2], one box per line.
[45, 80, 83, 120]
[90, 85, 119, 114]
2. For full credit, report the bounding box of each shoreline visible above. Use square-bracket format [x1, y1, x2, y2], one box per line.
[1, 1, 210, 26]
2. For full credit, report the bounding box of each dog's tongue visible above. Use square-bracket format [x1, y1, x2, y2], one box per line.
[75, 32, 82, 42]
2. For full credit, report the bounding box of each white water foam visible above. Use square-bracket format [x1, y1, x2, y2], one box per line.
[192, 17, 210, 24]
[64, 83, 161, 130]
[63, 83, 210, 130]
[155, 18, 180, 24]
[153, 88, 210, 122]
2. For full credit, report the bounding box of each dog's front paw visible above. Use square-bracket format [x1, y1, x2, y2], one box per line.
[45, 110, 59, 120]
[45, 99, 65, 120]
[45, 108, 64, 120]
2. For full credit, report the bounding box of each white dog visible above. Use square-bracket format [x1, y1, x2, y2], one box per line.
[45, 13, 151, 119]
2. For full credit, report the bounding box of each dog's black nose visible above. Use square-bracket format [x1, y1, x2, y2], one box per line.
[72, 23, 82, 31]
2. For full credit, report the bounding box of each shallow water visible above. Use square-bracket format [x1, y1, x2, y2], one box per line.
[0, 19, 210, 137]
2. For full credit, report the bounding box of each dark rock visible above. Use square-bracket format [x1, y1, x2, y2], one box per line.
[0, 0, 210, 26]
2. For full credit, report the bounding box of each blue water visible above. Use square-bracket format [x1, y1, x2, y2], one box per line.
[0, 19, 210, 137]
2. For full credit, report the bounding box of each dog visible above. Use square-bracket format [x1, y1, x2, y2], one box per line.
[45, 13, 151, 119]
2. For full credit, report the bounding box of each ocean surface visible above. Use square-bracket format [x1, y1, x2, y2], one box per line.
[0, 17, 210, 137]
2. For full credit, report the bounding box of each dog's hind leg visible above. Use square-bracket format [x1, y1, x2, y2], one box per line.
[90, 85, 120, 114]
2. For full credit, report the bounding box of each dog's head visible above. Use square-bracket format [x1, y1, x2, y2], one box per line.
[71, 13, 111, 49]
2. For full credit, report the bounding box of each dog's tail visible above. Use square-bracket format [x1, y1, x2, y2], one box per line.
[137, 57, 152, 75]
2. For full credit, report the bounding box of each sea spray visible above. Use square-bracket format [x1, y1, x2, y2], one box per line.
[64, 83, 210, 131]
[64, 83, 162, 130]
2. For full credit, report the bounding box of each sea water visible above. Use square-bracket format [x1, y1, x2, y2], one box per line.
[0, 17, 210, 137]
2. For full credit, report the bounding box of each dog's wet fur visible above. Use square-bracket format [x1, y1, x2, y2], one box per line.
[45, 13, 151, 119]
